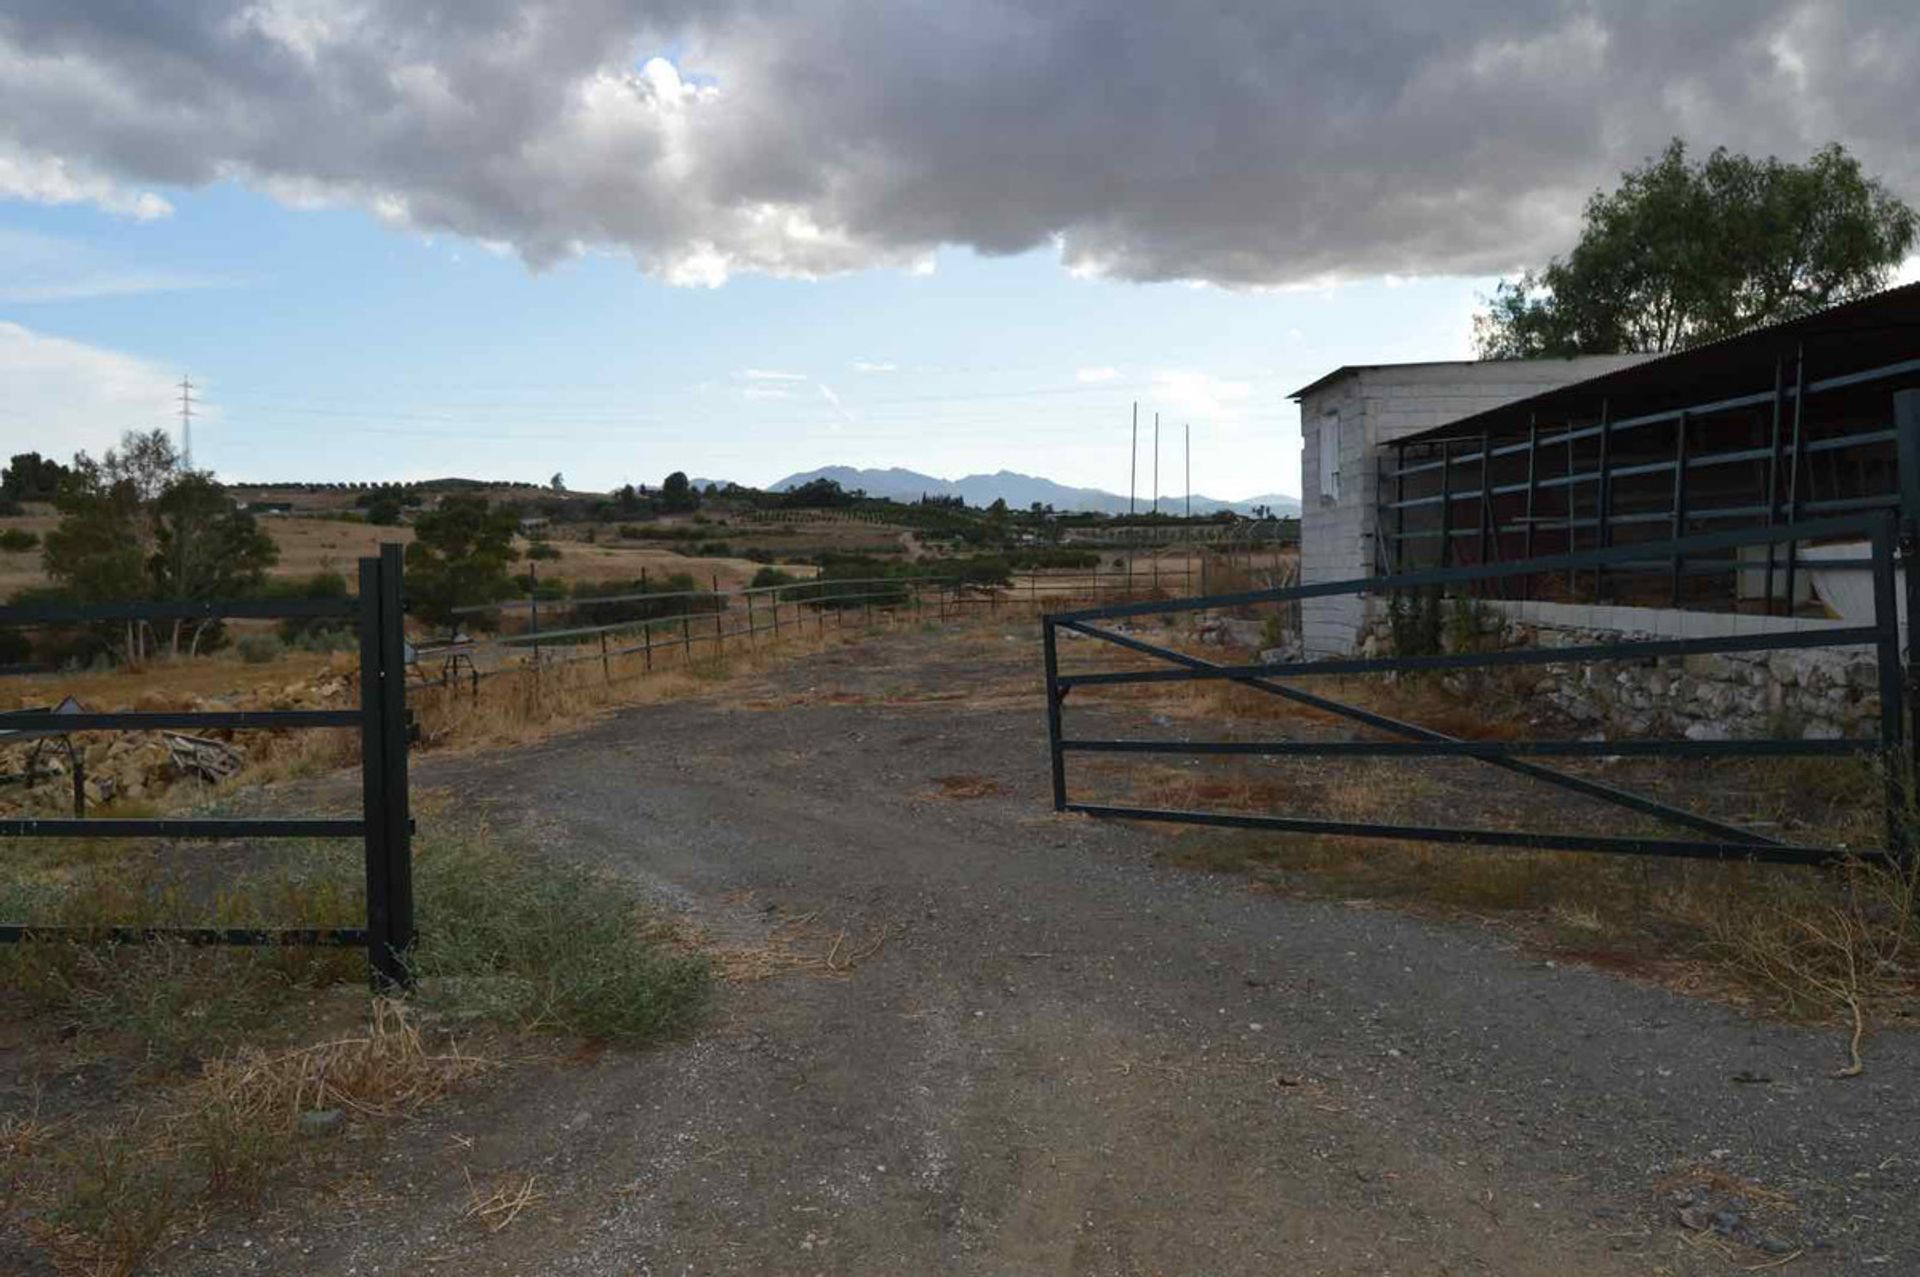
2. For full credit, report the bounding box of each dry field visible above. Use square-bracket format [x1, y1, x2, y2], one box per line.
[8, 585, 1910, 1272]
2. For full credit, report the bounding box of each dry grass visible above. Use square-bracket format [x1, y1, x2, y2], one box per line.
[929, 773, 1003, 800]
[17, 1001, 482, 1276]
[2, 814, 708, 1273]
[463, 1168, 543, 1233]
[682, 895, 897, 984]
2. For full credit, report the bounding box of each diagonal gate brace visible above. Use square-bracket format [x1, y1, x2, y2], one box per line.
[1055, 619, 1781, 849]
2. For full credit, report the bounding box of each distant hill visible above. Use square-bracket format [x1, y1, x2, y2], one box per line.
[769, 465, 1299, 517]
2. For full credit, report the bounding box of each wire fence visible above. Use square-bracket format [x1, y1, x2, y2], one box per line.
[414, 551, 1294, 698]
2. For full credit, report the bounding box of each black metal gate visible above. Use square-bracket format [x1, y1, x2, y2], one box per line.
[1042, 513, 1914, 865]
[0, 544, 415, 986]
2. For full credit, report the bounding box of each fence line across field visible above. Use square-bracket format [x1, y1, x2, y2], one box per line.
[424, 551, 1297, 695]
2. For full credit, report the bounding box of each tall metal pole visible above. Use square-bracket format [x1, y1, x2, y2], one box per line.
[1130, 402, 1138, 515]
[1153, 413, 1160, 515]
[1185, 423, 1191, 519]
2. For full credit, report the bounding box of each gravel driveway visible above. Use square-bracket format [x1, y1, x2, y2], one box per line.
[169, 625, 1917, 1275]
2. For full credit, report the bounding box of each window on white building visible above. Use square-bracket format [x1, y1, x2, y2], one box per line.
[1317, 412, 1341, 501]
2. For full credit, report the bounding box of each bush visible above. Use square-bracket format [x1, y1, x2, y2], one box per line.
[266, 570, 352, 646]
[0, 527, 38, 552]
[235, 634, 283, 664]
[750, 566, 797, 589]
[409, 828, 710, 1041]
[525, 541, 562, 561]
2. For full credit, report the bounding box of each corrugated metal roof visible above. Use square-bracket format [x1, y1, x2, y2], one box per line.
[1387, 280, 1920, 446]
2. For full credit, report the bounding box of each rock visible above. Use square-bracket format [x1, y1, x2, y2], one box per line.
[1677, 1204, 1712, 1231]
[1756, 1233, 1795, 1256]
[297, 1108, 346, 1137]
[1685, 720, 1730, 742]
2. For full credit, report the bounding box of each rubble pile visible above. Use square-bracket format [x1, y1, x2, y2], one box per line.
[0, 661, 356, 815]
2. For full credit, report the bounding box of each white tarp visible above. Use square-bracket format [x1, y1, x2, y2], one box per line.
[1801, 540, 1906, 629]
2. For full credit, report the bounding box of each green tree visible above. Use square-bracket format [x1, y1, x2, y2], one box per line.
[1475, 140, 1918, 358]
[149, 473, 280, 654]
[660, 471, 699, 512]
[404, 496, 522, 628]
[1, 452, 73, 502]
[364, 490, 405, 525]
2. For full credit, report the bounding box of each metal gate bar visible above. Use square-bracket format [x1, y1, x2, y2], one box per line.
[1042, 512, 1907, 866]
[0, 543, 414, 987]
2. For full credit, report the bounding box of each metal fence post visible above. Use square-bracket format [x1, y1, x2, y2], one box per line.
[1894, 388, 1920, 788]
[357, 551, 407, 990]
[1042, 618, 1067, 811]
[377, 544, 414, 980]
[1870, 513, 1908, 856]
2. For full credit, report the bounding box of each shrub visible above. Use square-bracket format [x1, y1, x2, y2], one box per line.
[750, 566, 797, 589]
[525, 540, 562, 561]
[235, 634, 283, 664]
[267, 570, 352, 645]
[409, 828, 710, 1041]
[0, 527, 38, 552]
[1386, 589, 1443, 657]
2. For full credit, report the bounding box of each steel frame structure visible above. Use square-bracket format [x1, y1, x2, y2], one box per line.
[1376, 355, 1920, 609]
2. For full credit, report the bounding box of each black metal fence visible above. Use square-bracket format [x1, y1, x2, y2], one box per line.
[0, 545, 414, 987]
[1042, 512, 1914, 865]
[1378, 356, 1919, 611]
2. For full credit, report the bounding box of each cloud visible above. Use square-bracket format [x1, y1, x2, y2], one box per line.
[852, 360, 896, 373]
[4, 5, 1917, 286]
[1153, 370, 1253, 422]
[817, 382, 855, 424]
[0, 322, 181, 460]
[741, 368, 807, 381]
[0, 145, 172, 219]
[1075, 366, 1119, 383]
[741, 385, 793, 400]
[0, 227, 235, 303]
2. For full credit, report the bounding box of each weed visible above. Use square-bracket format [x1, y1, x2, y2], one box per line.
[409, 825, 711, 1041]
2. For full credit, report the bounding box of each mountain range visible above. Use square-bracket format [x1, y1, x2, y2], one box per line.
[763, 466, 1299, 517]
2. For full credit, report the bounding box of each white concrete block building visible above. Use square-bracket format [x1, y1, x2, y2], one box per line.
[1289, 356, 1648, 656]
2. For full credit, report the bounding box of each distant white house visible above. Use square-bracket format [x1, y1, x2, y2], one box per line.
[1289, 355, 1648, 656]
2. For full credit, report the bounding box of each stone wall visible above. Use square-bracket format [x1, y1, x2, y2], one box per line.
[1356, 598, 1881, 742]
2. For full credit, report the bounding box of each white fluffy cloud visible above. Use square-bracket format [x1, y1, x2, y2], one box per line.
[1075, 366, 1119, 383]
[0, 322, 182, 460]
[1153, 370, 1252, 422]
[3, 3, 1917, 286]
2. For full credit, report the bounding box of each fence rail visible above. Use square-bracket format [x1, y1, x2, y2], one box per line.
[0, 544, 415, 987]
[1042, 511, 1916, 866]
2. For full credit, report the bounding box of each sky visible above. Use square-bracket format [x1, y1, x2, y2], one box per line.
[5, 2, 1918, 501]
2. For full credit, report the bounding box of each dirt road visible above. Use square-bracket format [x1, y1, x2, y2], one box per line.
[172, 625, 1917, 1275]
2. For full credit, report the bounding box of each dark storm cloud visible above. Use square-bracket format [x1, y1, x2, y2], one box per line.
[2, 1, 1914, 286]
